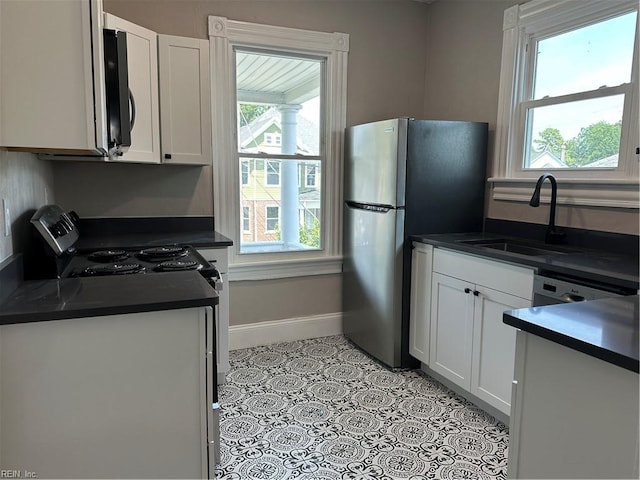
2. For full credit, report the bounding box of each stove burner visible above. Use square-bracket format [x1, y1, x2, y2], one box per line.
[138, 246, 187, 260]
[81, 263, 146, 276]
[88, 249, 129, 262]
[154, 260, 200, 272]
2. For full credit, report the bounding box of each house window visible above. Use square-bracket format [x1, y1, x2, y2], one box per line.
[265, 206, 279, 232]
[209, 15, 348, 278]
[265, 160, 281, 186]
[491, 0, 639, 208]
[242, 206, 251, 232]
[241, 160, 250, 186]
[264, 133, 281, 146]
[305, 164, 317, 187]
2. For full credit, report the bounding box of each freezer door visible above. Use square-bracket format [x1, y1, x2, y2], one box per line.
[343, 201, 404, 367]
[345, 118, 407, 207]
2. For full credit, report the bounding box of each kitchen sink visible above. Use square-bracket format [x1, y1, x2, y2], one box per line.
[458, 238, 569, 257]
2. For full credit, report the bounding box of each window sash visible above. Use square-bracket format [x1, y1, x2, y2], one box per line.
[497, 0, 639, 182]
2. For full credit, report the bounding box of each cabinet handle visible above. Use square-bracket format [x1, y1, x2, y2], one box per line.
[473, 290, 479, 296]
[464, 287, 471, 294]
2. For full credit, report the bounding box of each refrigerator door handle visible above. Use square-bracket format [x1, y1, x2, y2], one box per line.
[346, 200, 393, 213]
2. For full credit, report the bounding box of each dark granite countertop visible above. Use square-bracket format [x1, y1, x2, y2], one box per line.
[0, 270, 218, 325]
[412, 232, 639, 290]
[503, 296, 639, 373]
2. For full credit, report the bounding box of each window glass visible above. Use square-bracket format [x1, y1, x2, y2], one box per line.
[522, 9, 637, 171]
[236, 48, 324, 254]
[242, 206, 250, 232]
[525, 95, 624, 168]
[533, 12, 637, 99]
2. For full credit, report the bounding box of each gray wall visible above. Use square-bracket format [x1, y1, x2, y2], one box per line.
[5, 0, 637, 326]
[0, 151, 54, 263]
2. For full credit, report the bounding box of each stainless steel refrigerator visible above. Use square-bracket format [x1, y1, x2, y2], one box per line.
[343, 118, 488, 369]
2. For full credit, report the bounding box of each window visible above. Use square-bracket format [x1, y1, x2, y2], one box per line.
[265, 206, 279, 232]
[491, 0, 639, 208]
[209, 16, 348, 279]
[264, 133, 281, 146]
[242, 206, 251, 232]
[241, 160, 250, 186]
[305, 164, 317, 187]
[265, 160, 281, 186]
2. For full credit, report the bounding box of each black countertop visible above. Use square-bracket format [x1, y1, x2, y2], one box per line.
[0, 269, 218, 325]
[503, 296, 639, 373]
[412, 232, 639, 290]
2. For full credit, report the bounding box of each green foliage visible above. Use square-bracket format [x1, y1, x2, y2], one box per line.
[532, 120, 621, 167]
[238, 104, 271, 127]
[533, 128, 564, 158]
[566, 120, 621, 166]
[299, 218, 321, 248]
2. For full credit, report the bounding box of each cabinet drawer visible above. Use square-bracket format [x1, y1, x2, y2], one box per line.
[433, 248, 534, 300]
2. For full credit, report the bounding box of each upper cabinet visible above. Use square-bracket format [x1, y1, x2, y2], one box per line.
[158, 35, 212, 165]
[0, 0, 109, 155]
[103, 14, 160, 164]
[0, 1, 212, 165]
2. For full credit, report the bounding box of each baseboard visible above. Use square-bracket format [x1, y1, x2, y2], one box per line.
[229, 313, 343, 351]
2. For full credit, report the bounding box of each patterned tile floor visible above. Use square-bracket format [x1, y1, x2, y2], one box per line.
[215, 335, 509, 480]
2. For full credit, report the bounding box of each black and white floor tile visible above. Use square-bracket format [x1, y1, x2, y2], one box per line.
[215, 335, 509, 480]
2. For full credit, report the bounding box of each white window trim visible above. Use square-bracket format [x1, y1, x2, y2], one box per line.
[209, 16, 348, 279]
[489, 0, 640, 209]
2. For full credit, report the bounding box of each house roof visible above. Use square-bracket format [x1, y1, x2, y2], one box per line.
[239, 107, 319, 155]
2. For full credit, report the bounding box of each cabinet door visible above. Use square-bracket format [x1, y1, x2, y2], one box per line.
[158, 35, 212, 165]
[471, 286, 529, 414]
[429, 272, 474, 389]
[409, 243, 433, 364]
[104, 14, 160, 163]
[0, 0, 107, 153]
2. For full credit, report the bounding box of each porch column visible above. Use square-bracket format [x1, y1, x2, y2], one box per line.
[278, 104, 302, 247]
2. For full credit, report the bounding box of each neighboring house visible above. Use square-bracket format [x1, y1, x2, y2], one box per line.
[239, 107, 321, 245]
[528, 148, 567, 169]
[582, 153, 619, 168]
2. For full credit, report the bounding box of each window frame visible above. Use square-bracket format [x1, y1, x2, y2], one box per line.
[209, 16, 348, 280]
[305, 164, 317, 188]
[490, 0, 639, 209]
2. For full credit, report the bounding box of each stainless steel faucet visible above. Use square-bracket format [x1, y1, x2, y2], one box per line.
[529, 173, 566, 244]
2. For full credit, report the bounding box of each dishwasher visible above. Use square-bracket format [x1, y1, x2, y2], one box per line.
[533, 271, 637, 306]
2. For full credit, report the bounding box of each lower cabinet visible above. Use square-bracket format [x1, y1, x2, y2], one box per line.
[0, 308, 216, 479]
[410, 245, 534, 416]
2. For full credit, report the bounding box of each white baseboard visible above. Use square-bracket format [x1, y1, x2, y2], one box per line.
[229, 313, 343, 351]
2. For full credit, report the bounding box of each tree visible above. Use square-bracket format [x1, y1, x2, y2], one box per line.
[533, 127, 565, 157]
[566, 120, 621, 166]
[238, 104, 271, 127]
[299, 218, 320, 248]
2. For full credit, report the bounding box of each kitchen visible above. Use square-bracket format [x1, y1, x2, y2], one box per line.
[0, 0, 638, 478]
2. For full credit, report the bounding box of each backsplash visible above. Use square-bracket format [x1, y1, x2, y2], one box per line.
[0, 150, 54, 263]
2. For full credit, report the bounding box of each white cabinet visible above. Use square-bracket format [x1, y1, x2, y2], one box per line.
[0, 308, 215, 479]
[0, 0, 108, 154]
[428, 248, 533, 415]
[509, 331, 639, 479]
[409, 242, 433, 363]
[158, 35, 212, 165]
[104, 14, 161, 163]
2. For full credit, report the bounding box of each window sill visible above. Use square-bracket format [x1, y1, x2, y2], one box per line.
[229, 256, 343, 281]
[488, 177, 639, 209]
